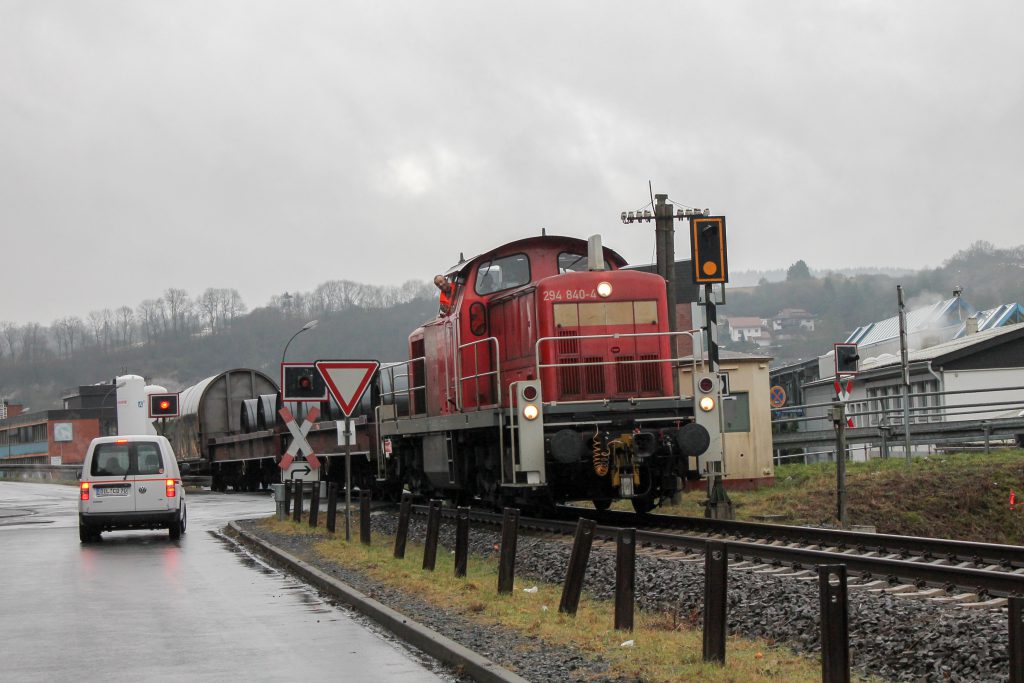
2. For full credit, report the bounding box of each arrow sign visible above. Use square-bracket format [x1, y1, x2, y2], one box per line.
[315, 360, 379, 417]
[289, 465, 311, 480]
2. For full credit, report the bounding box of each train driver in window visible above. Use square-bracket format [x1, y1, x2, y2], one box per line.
[434, 275, 456, 316]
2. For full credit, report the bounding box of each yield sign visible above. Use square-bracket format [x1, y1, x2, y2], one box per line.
[315, 360, 379, 417]
[278, 405, 320, 470]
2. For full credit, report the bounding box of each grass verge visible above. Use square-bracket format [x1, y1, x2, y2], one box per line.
[627, 450, 1024, 544]
[256, 516, 852, 682]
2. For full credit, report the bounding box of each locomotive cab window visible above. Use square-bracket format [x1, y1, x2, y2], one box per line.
[475, 254, 531, 295]
[558, 252, 610, 273]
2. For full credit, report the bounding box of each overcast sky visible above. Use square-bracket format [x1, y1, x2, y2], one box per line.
[2, 1, 1022, 324]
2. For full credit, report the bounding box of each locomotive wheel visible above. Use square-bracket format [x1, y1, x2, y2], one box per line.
[592, 499, 612, 512]
[631, 496, 656, 514]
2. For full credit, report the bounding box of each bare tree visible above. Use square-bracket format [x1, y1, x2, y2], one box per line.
[51, 318, 66, 358]
[0, 320, 18, 360]
[198, 288, 223, 333]
[66, 316, 85, 356]
[163, 288, 190, 336]
[19, 323, 48, 363]
[115, 306, 135, 346]
[224, 289, 247, 323]
[136, 299, 160, 344]
[88, 310, 109, 350]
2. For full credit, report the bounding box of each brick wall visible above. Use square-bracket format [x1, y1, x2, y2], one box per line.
[48, 419, 102, 465]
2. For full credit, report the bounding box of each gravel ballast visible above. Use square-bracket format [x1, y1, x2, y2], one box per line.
[239, 513, 1013, 682]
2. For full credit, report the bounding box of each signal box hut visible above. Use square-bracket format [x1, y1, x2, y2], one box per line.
[680, 349, 775, 489]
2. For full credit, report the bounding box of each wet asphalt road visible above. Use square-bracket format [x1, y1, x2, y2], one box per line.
[0, 481, 448, 682]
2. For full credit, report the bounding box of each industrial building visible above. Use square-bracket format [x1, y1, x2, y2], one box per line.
[0, 385, 117, 465]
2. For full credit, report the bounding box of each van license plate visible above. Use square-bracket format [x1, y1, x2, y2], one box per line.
[97, 486, 130, 497]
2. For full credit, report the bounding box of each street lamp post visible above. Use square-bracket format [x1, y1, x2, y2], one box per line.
[281, 319, 319, 366]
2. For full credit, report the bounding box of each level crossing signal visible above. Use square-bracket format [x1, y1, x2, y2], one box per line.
[834, 343, 860, 375]
[148, 393, 180, 418]
[690, 216, 728, 284]
[281, 363, 329, 402]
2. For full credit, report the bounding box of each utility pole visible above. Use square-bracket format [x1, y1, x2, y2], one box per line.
[654, 195, 679, 395]
[897, 286, 912, 461]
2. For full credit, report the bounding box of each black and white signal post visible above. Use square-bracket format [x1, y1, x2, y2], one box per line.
[622, 193, 732, 518]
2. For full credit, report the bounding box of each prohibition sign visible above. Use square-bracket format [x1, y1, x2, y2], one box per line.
[769, 385, 787, 409]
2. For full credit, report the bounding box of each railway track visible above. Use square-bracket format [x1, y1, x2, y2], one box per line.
[409, 504, 1024, 604]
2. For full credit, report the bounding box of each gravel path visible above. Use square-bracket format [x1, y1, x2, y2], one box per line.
[240, 513, 1013, 682]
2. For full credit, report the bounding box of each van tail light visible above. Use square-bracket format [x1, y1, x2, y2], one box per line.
[80, 482, 90, 501]
[166, 479, 176, 498]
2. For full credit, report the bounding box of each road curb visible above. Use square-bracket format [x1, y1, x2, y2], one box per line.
[227, 521, 530, 683]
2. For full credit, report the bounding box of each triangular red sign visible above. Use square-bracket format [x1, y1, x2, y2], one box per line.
[314, 360, 379, 417]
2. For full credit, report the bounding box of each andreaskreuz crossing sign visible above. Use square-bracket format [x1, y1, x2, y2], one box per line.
[278, 405, 321, 471]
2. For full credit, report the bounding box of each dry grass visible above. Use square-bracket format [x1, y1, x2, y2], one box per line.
[258, 516, 855, 682]
[640, 450, 1024, 544]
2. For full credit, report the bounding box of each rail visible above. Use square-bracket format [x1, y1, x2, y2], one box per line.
[534, 329, 702, 401]
[415, 504, 1024, 597]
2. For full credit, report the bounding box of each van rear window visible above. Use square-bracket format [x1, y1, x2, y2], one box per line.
[91, 442, 165, 477]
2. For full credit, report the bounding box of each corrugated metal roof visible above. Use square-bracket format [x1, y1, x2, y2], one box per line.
[844, 297, 973, 346]
[953, 303, 1024, 338]
[860, 321, 1024, 371]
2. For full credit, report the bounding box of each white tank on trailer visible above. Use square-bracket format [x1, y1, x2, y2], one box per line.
[144, 384, 168, 435]
[115, 374, 150, 435]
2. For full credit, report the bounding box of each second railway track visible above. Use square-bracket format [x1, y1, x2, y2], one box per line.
[408, 503, 1024, 604]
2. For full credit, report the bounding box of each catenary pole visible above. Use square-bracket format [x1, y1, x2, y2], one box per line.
[897, 286, 912, 461]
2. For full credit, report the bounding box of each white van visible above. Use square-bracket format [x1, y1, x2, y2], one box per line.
[78, 435, 187, 542]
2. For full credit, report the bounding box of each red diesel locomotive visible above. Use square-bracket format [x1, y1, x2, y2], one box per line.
[377, 233, 713, 512]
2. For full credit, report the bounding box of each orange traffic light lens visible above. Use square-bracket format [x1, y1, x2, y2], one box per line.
[702, 261, 718, 276]
[159, 401, 170, 410]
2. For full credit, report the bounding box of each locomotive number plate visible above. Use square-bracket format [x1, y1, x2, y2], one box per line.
[542, 289, 596, 301]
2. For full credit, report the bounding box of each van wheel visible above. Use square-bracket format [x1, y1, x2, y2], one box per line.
[169, 506, 185, 540]
[79, 524, 98, 543]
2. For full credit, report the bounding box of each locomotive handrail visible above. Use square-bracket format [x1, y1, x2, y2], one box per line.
[534, 329, 702, 399]
[457, 336, 502, 411]
[377, 357, 427, 419]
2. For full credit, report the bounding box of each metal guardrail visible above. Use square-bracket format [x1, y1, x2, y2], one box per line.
[0, 463, 211, 488]
[774, 416, 1024, 449]
[0, 463, 81, 482]
[773, 384, 1024, 458]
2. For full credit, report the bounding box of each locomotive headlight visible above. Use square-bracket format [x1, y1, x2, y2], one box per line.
[699, 396, 716, 412]
[522, 404, 540, 421]
[596, 281, 612, 298]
